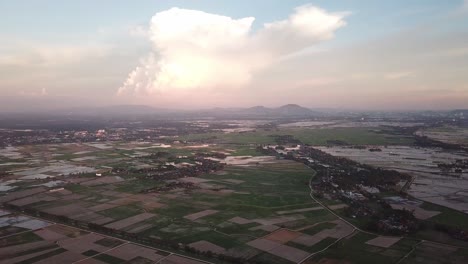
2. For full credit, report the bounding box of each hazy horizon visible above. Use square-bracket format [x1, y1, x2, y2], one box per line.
[1, 0, 468, 111]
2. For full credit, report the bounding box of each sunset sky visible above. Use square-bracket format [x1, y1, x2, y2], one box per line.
[1, 0, 468, 111]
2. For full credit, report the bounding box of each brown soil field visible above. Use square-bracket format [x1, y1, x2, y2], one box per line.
[365, 236, 401, 248]
[292, 233, 328, 247]
[188, 240, 226, 254]
[106, 243, 165, 261]
[43, 203, 91, 216]
[34, 251, 85, 264]
[247, 238, 282, 251]
[0, 187, 46, 203]
[269, 244, 310, 263]
[160, 254, 207, 264]
[228, 216, 252, 224]
[0, 247, 59, 264]
[104, 213, 156, 230]
[59, 233, 108, 253]
[183, 210, 218, 221]
[249, 225, 280, 232]
[34, 228, 67, 241]
[264, 229, 302, 244]
[0, 241, 52, 257]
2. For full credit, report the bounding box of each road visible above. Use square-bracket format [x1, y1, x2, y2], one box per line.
[0, 208, 215, 264]
[298, 170, 467, 264]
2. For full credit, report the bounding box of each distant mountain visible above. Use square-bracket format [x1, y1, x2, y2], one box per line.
[201, 104, 320, 118]
[57, 105, 178, 117]
[242, 106, 273, 115]
[3, 103, 321, 119]
[97, 105, 163, 115]
[276, 104, 315, 116]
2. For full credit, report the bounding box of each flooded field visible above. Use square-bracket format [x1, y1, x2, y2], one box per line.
[416, 127, 468, 146]
[280, 120, 424, 128]
[222, 156, 276, 165]
[317, 146, 468, 213]
[0, 146, 24, 159]
[279, 121, 336, 127]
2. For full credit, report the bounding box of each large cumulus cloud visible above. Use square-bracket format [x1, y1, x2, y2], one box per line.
[118, 5, 347, 96]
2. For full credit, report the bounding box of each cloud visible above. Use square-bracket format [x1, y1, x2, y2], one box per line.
[383, 71, 413, 80]
[18, 88, 48, 97]
[128, 25, 148, 37]
[463, 0, 468, 12]
[118, 5, 348, 96]
[0, 44, 110, 67]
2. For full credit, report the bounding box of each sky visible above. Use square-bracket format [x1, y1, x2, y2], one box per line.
[1, 0, 468, 111]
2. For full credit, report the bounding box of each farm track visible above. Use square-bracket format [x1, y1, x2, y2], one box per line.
[300, 169, 468, 264]
[0, 207, 215, 264]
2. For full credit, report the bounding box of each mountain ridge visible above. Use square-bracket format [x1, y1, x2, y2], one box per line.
[51, 104, 320, 118]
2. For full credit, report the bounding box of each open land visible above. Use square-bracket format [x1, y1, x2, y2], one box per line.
[1, 117, 468, 263]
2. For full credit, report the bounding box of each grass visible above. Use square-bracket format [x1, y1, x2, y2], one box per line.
[10, 244, 59, 258]
[144, 219, 211, 241]
[142, 161, 321, 247]
[287, 237, 337, 253]
[251, 251, 295, 264]
[217, 222, 264, 237]
[420, 202, 468, 229]
[174, 127, 414, 146]
[388, 237, 420, 253]
[156, 203, 206, 219]
[286, 127, 414, 145]
[177, 230, 243, 249]
[302, 222, 337, 235]
[95, 237, 124, 248]
[83, 249, 100, 256]
[307, 232, 404, 264]
[400, 241, 467, 264]
[455, 247, 468, 257]
[194, 163, 314, 216]
[218, 193, 312, 208]
[126, 256, 155, 264]
[176, 131, 275, 145]
[64, 183, 92, 193]
[230, 146, 263, 156]
[0, 226, 28, 237]
[281, 215, 338, 230]
[17, 248, 67, 264]
[414, 229, 468, 248]
[114, 178, 163, 193]
[0, 231, 42, 247]
[94, 253, 126, 264]
[100, 204, 143, 220]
